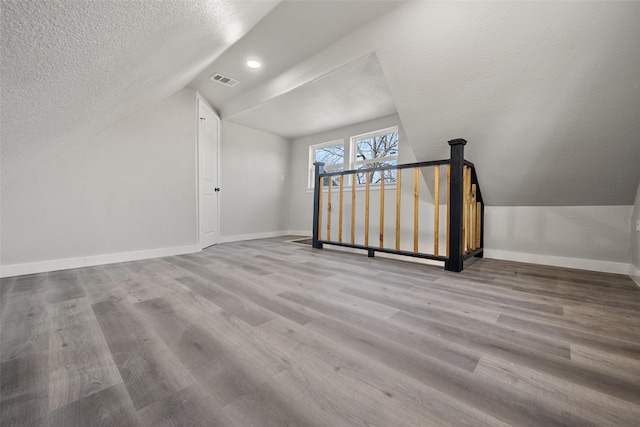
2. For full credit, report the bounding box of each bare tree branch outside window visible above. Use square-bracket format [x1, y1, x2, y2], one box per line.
[354, 131, 398, 184]
[314, 145, 344, 165]
[314, 143, 344, 187]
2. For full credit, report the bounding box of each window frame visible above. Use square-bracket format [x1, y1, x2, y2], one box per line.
[349, 126, 399, 185]
[308, 139, 345, 189]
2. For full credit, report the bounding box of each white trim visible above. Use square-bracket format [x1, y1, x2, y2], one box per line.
[308, 139, 345, 188]
[196, 92, 218, 116]
[350, 125, 398, 169]
[0, 245, 201, 278]
[219, 230, 311, 244]
[215, 106, 221, 250]
[484, 249, 631, 275]
[350, 125, 399, 144]
[196, 95, 221, 250]
[310, 139, 345, 150]
[287, 230, 312, 237]
[630, 264, 640, 287]
[219, 230, 294, 244]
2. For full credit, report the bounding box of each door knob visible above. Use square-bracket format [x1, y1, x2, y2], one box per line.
[214, 187, 220, 192]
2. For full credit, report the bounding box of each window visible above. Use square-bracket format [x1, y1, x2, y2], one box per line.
[309, 140, 344, 188]
[350, 126, 399, 184]
[307, 126, 399, 189]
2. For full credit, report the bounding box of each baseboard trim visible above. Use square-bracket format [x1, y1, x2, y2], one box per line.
[219, 230, 309, 244]
[287, 230, 312, 237]
[5, 237, 632, 282]
[629, 264, 640, 287]
[484, 249, 630, 275]
[0, 244, 201, 278]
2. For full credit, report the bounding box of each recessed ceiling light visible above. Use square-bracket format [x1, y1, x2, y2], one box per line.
[246, 60, 261, 69]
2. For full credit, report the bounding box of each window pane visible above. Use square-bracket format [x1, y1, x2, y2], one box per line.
[314, 144, 344, 166]
[354, 132, 398, 161]
[354, 160, 397, 184]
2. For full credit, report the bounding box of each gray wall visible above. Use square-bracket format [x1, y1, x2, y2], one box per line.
[1, 89, 198, 273]
[219, 121, 291, 241]
[631, 181, 640, 283]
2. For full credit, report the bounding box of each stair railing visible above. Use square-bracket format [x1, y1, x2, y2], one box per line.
[312, 138, 483, 272]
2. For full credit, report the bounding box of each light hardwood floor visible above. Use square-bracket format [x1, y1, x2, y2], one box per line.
[1, 236, 639, 426]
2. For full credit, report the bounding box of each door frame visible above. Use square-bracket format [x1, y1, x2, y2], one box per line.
[196, 93, 221, 250]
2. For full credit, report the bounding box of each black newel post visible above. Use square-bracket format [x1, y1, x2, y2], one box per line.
[312, 162, 325, 249]
[446, 139, 467, 272]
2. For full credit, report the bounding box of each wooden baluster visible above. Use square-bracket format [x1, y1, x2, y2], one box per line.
[395, 169, 402, 251]
[466, 166, 472, 253]
[317, 176, 323, 241]
[413, 167, 419, 253]
[463, 166, 469, 253]
[351, 173, 356, 245]
[471, 183, 477, 251]
[339, 175, 344, 243]
[462, 166, 466, 253]
[327, 176, 332, 241]
[446, 164, 450, 258]
[379, 174, 385, 248]
[365, 171, 371, 246]
[476, 201, 482, 249]
[434, 165, 440, 256]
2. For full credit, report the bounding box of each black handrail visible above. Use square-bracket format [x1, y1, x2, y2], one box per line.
[319, 159, 451, 177]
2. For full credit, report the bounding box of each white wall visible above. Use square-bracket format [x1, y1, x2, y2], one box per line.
[1, 89, 199, 277]
[219, 121, 291, 242]
[484, 206, 632, 274]
[630, 181, 640, 284]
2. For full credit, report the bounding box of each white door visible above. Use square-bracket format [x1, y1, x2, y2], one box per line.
[198, 100, 219, 249]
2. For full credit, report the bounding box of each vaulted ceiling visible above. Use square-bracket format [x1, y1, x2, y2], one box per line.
[2, 1, 639, 206]
[0, 0, 279, 179]
[373, 2, 640, 206]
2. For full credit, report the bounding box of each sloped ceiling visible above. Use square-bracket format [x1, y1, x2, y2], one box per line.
[223, 53, 397, 139]
[0, 0, 279, 180]
[191, 1, 640, 206]
[370, 1, 640, 206]
[186, 0, 402, 138]
[187, 0, 401, 116]
[2, 1, 639, 207]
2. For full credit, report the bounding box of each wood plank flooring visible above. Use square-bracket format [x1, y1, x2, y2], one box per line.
[1, 236, 639, 426]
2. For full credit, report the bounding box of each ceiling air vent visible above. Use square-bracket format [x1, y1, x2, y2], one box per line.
[209, 73, 239, 87]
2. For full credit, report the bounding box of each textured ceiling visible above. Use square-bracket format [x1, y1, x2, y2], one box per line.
[0, 0, 278, 180]
[2, 1, 639, 207]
